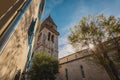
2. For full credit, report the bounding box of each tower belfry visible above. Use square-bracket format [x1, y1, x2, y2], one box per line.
[35, 16, 59, 58]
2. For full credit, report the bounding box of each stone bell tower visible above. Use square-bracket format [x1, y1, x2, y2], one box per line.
[35, 16, 59, 58]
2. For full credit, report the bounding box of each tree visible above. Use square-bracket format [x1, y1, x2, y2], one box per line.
[28, 52, 59, 80]
[98, 15, 120, 60]
[68, 15, 120, 80]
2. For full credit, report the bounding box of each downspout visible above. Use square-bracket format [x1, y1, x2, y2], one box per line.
[0, 0, 32, 54]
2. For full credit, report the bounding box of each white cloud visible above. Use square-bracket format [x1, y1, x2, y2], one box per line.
[58, 20, 77, 48]
[58, 7, 82, 58]
[58, 4, 88, 58]
[58, 28, 72, 58]
[59, 35, 68, 47]
[59, 43, 75, 58]
[58, 22, 77, 58]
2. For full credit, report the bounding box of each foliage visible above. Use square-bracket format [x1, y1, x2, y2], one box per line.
[68, 14, 120, 47]
[99, 15, 120, 58]
[98, 15, 120, 36]
[68, 14, 120, 80]
[28, 52, 59, 80]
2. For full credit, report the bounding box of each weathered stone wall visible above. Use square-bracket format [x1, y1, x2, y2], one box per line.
[0, 0, 41, 79]
[58, 59, 110, 80]
[58, 50, 111, 80]
[36, 27, 59, 58]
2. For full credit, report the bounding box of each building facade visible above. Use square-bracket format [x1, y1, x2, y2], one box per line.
[35, 16, 59, 58]
[58, 49, 111, 80]
[58, 37, 120, 80]
[0, 0, 45, 79]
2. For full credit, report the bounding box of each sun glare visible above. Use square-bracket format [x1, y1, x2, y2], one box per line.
[89, 44, 94, 49]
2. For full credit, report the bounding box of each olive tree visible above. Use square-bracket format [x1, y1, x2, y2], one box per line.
[99, 15, 120, 61]
[68, 15, 120, 80]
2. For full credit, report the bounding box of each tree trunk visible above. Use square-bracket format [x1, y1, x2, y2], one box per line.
[113, 37, 120, 57]
[103, 62, 119, 80]
[99, 42, 120, 80]
[111, 35, 120, 58]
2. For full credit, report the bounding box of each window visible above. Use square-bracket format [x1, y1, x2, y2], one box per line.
[51, 35, 54, 43]
[48, 32, 51, 41]
[80, 65, 85, 78]
[65, 68, 68, 80]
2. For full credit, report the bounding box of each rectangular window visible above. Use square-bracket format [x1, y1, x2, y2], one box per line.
[65, 68, 68, 80]
[80, 65, 85, 78]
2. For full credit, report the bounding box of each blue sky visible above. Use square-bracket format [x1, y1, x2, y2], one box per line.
[42, 0, 120, 58]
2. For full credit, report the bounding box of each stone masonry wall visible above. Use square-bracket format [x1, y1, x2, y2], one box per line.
[58, 50, 111, 80]
[35, 27, 59, 58]
[0, 0, 41, 79]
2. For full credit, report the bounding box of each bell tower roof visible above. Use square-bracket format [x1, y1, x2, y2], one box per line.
[40, 15, 59, 35]
[45, 15, 57, 27]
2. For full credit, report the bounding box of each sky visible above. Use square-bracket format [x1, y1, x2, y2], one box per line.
[41, 0, 120, 58]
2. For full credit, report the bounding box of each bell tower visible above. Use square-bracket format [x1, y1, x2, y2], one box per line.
[35, 16, 59, 58]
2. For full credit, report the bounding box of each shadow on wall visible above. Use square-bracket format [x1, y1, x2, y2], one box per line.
[14, 70, 21, 80]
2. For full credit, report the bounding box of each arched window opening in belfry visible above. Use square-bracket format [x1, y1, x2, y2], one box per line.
[51, 35, 54, 43]
[48, 32, 51, 41]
